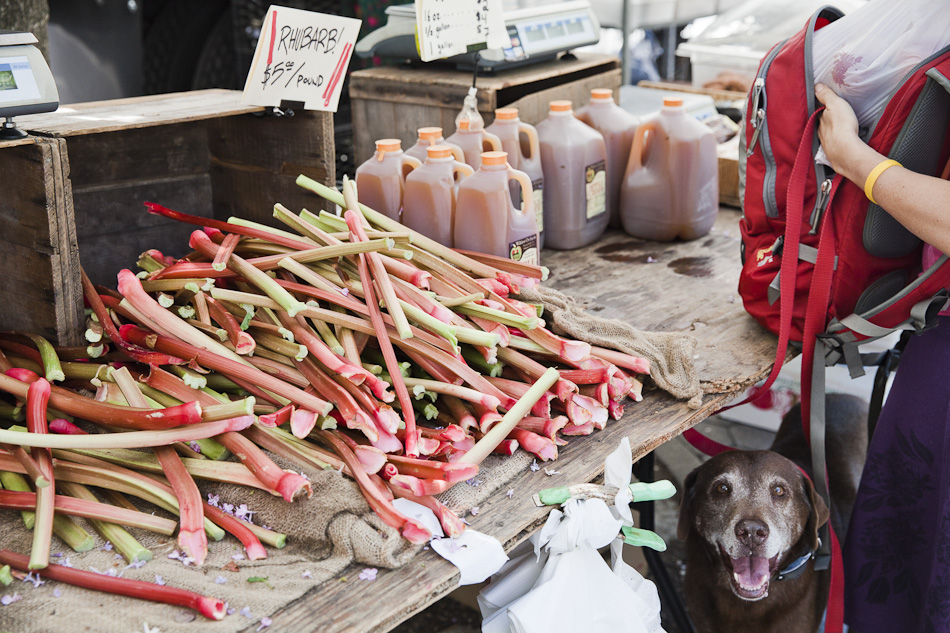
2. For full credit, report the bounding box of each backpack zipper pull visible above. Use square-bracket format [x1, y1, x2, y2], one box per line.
[809, 178, 834, 234]
[746, 78, 766, 157]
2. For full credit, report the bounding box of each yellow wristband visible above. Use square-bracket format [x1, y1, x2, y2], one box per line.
[864, 159, 901, 205]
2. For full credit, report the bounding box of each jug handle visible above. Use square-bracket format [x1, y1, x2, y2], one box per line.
[518, 122, 541, 162]
[453, 161, 474, 184]
[401, 154, 422, 180]
[508, 166, 535, 219]
[627, 119, 658, 175]
[448, 144, 466, 164]
[482, 130, 503, 153]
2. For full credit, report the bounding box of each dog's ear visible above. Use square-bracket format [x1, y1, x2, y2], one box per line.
[677, 468, 700, 541]
[801, 474, 830, 551]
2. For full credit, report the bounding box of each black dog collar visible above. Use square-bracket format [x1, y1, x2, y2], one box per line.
[776, 542, 819, 581]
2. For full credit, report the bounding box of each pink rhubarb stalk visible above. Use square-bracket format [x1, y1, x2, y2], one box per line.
[143, 366, 312, 501]
[385, 454, 478, 483]
[0, 548, 226, 620]
[121, 324, 331, 416]
[113, 366, 207, 565]
[49, 418, 87, 435]
[588, 345, 651, 375]
[26, 377, 54, 569]
[202, 502, 268, 560]
[389, 484, 465, 538]
[508, 428, 558, 461]
[0, 490, 177, 534]
[205, 296, 256, 355]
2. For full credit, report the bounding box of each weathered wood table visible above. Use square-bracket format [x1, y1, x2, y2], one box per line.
[259, 207, 782, 633]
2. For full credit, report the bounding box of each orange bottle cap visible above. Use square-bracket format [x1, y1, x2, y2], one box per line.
[426, 144, 454, 159]
[375, 138, 402, 152]
[494, 107, 519, 120]
[458, 119, 471, 131]
[591, 88, 613, 99]
[663, 98, 684, 107]
[549, 100, 573, 112]
[418, 127, 443, 140]
[481, 151, 508, 166]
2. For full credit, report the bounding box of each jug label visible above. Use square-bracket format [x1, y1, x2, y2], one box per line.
[532, 177, 544, 233]
[585, 160, 607, 220]
[509, 234, 539, 266]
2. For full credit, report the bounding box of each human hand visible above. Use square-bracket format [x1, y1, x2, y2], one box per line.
[815, 83, 865, 179]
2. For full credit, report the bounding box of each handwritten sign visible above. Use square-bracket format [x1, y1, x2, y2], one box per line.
[415, 0, 507, 63]
[242, 5, 360, 112]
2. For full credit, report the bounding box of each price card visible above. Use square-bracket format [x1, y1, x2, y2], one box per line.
[242, 5, 361, 112]
[415, 0, 507, 63]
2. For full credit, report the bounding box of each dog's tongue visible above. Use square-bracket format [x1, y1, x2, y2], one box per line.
[733, 555, 770, 589]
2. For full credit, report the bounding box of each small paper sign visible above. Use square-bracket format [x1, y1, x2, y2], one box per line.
[415, 0, 508, 63]
[242, 5, 360, 112]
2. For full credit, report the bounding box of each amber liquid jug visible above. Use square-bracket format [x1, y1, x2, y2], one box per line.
[486, 107, 545, 247]
[402, 145, 474, 248]
[355, 139, 421, 221]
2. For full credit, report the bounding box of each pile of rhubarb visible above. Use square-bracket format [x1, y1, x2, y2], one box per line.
[0, 176, 647, 617]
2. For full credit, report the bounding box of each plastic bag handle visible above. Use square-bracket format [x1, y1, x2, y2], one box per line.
[508, 166, 534, 218]
[518, 122, 541, 162]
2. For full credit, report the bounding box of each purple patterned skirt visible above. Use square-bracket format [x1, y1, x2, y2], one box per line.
[845, 316, 950, 632]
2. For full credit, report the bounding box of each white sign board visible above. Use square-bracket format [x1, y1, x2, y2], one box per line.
[242, 5, 361, 112]
[415, 0, 508, 62]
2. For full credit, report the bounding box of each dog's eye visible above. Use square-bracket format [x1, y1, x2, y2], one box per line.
[715, 483, 730, 495]
[772, 485, 786, 497]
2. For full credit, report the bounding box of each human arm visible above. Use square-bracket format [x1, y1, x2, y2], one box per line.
[815, 82, 950, 255]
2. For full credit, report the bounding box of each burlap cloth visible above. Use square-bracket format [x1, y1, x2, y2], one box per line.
[0, 288, 700, 633]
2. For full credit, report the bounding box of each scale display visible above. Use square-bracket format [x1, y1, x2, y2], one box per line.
[0, 56, 42, 104]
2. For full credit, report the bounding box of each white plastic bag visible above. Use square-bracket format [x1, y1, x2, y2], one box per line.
[812, 0, 950, 132]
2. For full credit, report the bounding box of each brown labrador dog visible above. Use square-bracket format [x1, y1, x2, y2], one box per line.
[677, 393, 868, 633]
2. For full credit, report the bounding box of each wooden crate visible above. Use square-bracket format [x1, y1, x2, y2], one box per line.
[349, 53, 621, 165]
[0, 89, 335, 346]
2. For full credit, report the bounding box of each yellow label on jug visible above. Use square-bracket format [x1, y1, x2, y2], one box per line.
[585, 160, 606, 220]
[532, 178, 544, 233]
[509, 234, 539, 265]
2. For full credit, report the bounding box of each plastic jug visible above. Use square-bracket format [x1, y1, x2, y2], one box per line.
[402, 145, 474, 248]
[486, 108, 545, 246]
[405, 127, 465, 165]
[575, 88, 640, 229]
[620, 98, 718, 241]
[454, 151, 539, 265]
[446, 118, 502, 171]
[355, 139, 422, 221]
[536, 100, 609, 250]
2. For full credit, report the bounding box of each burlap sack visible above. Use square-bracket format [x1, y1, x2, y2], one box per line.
[0, 287, 702, 632]
[516, 285, 704, 408]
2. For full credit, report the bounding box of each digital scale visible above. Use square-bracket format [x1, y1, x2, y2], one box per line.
[355, 1, 601, 71]
[0, 31, 59, 140]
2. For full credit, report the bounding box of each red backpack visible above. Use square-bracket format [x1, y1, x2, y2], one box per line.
[686, 7, 950, 631]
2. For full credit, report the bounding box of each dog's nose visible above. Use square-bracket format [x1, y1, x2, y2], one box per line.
[735, 519, 769, 546]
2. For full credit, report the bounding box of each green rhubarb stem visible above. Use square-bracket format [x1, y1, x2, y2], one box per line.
[453, 302, 539, 329]
[398, 376, 500, 409]
[0, 402, 23, 422]
[460, 346, 504, 377]
[312, 317, 345, 355]
[58, 481, 151, 562]
[0, 417, 252, 450]
[2, 443, 50, 488]
[0, 471, 35, 528]
[0, 565, 11, 586]
[226, 216, 319, 246]
[434, 293, 484, 307]
[27, 335, 65, 383]
[398, 300, 459, 351]
[459, 368, 560, 466]
[113, 367, 207, 565]
[296, 175, 501, 278]
[51, 502, 96, 553]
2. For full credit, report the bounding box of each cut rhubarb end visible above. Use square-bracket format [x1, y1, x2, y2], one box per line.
[389, 474, 426, 496]
[401, 519, 433, 544]
[5, 368, 40, 383]
[235, 332, 256, 355]
[49, 418, 87, 435]
[244, 540, 268, 561]
[275, 471, 313, 502]
[290, 409, 318, 438]
[439, 508, 466, 539]
[353, 445, 387, 475]
[178, 529, 208, 566]
[560, 340, 591, 363]
[196, 596, 228, 621]
[369, 426, 404, 453]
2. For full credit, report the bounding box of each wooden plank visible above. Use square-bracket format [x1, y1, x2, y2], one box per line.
[636, 80, 748, 103]
[72, 174, 214, 287]
[63, 122, 210, 187]
[718, 136, 741, 208]
[0, 139, 83, 345]
[207, 109, 336, 221]
[18, 90, 263, 137]
[259, 208, 783, 633]
[501, 68, 622, 127]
